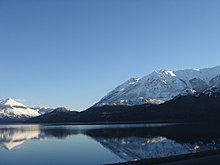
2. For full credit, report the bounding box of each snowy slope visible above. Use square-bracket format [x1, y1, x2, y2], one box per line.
[95, 65, 220, 106]
[0, 98, 40, 120]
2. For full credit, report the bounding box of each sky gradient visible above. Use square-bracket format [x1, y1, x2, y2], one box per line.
[0, 0, 220, 110]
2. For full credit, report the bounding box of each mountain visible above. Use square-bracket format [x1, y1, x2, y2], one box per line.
[84, 88, 220, 123]
[22, 65, 220, 123]
[0, 98, 41, 122]
[27, 87, 220, 123]
[95, 65, 220, 107]
[27, 107, 79, 123]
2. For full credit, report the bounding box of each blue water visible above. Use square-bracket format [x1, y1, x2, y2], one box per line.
[0, 123, 220, 165]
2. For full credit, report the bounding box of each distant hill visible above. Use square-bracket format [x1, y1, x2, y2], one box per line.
[27, 107, 79, 123]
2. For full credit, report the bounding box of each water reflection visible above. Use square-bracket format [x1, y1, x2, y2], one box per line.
[0, 124, 220, 163]
[0, 125, 41, 150]
[84, 124, 220, 160]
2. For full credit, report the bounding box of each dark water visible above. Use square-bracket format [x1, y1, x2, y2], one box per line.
[1, 123, 220, 165]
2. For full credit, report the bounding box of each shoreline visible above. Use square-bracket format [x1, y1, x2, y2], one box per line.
[1, 121, 220, 126]
[0, 120, 182, 125]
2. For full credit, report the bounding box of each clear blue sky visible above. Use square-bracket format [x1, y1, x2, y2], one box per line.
[0, 0, 220, 110]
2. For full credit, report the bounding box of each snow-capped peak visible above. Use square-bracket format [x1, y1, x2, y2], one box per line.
[1, 98, 26, 107]
[95, 65, 220, 107]
[0, 98, 40, 120]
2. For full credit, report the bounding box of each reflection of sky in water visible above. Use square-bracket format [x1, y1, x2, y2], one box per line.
[0, 124, 220, 165]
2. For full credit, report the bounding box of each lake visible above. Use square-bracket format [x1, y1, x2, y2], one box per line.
[1, 123, 220, 165]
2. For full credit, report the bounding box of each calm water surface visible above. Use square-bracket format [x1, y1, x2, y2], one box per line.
[1, 123, 220, 165]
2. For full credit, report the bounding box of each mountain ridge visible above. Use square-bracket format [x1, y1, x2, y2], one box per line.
[95, 65, 220, 107]
[2, 65, 220, 123]
[27, 87, 220, 123]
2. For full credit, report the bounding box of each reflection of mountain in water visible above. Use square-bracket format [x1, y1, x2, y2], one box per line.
[84, 124, 220, 160]
[95, 136, 220, 160]
[0, 124, 220, 161]
[0, 125, 40, 150]
[96, 136, 193, 160]
[0, 125, 80, 150]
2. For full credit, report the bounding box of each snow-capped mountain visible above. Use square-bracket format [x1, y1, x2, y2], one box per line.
[95, 65, 220, 106]
[0, 98, 40, 121]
